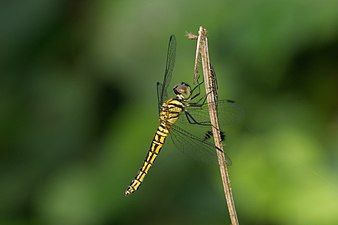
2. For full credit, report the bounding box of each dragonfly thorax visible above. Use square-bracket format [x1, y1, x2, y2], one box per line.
[173, 82, 191, 100]
[160, 98, 184, 126]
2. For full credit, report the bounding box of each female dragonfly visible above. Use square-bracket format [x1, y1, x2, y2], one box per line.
[125, 35, 234, 196]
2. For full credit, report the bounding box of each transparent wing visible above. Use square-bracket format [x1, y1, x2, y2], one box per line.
[210, 64, 219, 105]
[182, 99, 243, 127]
[170, 124, 232, 165]
[169, 98, 242, 165]
[156, 82, 164, 114]
[158, 35, 176, 108]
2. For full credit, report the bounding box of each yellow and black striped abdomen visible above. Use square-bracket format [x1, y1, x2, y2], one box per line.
[124, 123, 170, 195]
[124, 98, 185, 196]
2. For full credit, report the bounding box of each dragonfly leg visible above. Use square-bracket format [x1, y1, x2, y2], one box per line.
[184, 111, 211, 126]
[190, 68, 209, 101]
[190, 80, 203, 100]
[185, 108, 224, 137]
[191, 63, 218, 101]
[189, 94, 207, 107]
[190, 83, 219, 107]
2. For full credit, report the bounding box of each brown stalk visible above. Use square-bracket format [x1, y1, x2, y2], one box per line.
[187, 26, 239, 225]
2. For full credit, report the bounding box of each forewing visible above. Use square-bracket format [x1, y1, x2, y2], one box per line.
[182, 99, 243, 127]
[158, 35, 176, 106]
[210, 64, 219, 104]
[157, 82, 163, 113]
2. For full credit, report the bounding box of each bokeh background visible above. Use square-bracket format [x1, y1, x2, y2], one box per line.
[1, 0, 338, 225]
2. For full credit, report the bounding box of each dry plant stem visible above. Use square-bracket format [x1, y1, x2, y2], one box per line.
[194, 26, 239, 225]
[186, 32, 202, 82]
[194, 33, 202, 82]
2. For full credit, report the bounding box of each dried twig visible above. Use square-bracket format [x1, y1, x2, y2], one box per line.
[187, 26, 239, 225]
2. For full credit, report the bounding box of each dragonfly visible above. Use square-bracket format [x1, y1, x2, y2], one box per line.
[124, 35, 235, 196]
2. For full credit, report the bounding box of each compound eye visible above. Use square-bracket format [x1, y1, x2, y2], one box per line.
[174, 82, 190, 93]
[176, 85, 187, 94]
[173, 83, 191, 99]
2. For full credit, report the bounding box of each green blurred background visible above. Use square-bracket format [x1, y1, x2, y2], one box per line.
[1, 0, 338, 225]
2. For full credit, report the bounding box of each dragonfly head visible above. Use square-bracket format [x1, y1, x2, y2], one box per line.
[173, 82, 191, 100]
